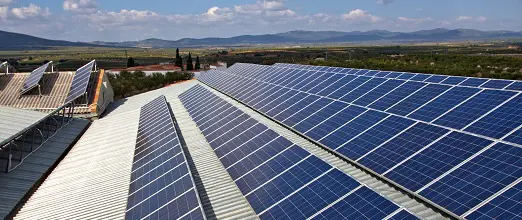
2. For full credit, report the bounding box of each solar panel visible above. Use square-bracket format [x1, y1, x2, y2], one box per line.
[125, 95, 205, 220]
[198, 63, 522, 219]
[20, 61, 52, 95]
[179, 85, 411, 219]
[64, 60, 96, 104]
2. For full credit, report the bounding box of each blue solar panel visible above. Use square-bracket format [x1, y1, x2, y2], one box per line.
[318, 110, 388, 149]
[311, 186, 399, 220]
[465, 94, 522, 139]
[388, 210, 420, 220]
[397, 73, 416, 80]
[308, 74, 345, 94]
[368, 81, 426, 111]
[409, 74, 431, 82]
[126, 96, 204, 220]
[424, 75, 447, 83]
[440, 76, 467, 85]
[358, 123, 448, 174]
[200, 63, 522, 219]
[340, 78, 387, 103]
[328, 76, 371, 99]
[385, 132, 492, 192]
[21, 62, 51, 94]
[466, 181, 522, 220]
[434, 90, 516, 129]
[460, 78, 488, 87]
[420, 143, 522, 215]
[387, 84, 451, 116]
[266, 92, 307, 117]
[506, 81, 522, 91]
[274, 95, 319, 122]
[353, 79, 405, 106]
[304, 105, 366, 141]
[283, 98, 333, 127]
[293, 101, 348, 134]
[179, 85, 406, 219]
[65, 60, 95, 103]
[336, 116, 415, 160]
[481, 79, 513, 89]
[301, 72, 333, 92]
[260, 169, 361, 219]
[386, 72, 402, 78]
[408, 86, 480, 122]
[318, 75, 357, 96]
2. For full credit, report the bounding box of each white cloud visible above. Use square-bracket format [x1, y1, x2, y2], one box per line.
[342, 9, 382, 23]
[477, 16, 487, 22]
[11, 4, 51, 19]
[377, 0, 395, 5]
[63, 0, 97, 13]
[397, 16, 432, 24]
[457, 16, 473, 21]
[0, 6, 8, 18]
[0, 0, 12, 6]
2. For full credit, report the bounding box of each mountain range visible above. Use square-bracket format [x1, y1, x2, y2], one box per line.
[1, 28, 522, 50]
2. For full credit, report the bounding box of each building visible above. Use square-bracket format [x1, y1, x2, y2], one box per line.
[1, 62, 521, 219]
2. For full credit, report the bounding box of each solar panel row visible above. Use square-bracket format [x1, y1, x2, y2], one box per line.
[65, 60, 96, 104]
[197, 63, 522, 219]
[179, 85, 417, 220]
[221, 63, 522, 144]
[126, 95, 205, 220]
[20, 62, 52, 94]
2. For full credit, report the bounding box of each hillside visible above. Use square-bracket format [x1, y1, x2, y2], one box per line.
[1, 28, 522, 50]
[0, 30, 97, 50]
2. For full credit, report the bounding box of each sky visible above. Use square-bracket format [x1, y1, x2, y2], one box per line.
[0, 0, 521, 42]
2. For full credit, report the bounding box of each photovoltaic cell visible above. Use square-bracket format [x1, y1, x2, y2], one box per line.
[21, 62, 51, 94]
[387, 84, 451, 116]
[126, 96, 205, 220]
[179, 85, 405, 220]
[385, 132, 492, 192]
[434, 90, 516, 129]
[481, 79, 512, 89]
[358, 123, 448, 174]
[368, 81, 426, 111]
[353, 79, 405, 106]
[420, 143, 522, 215]
[388, 210, 420, 220]
[408, 86, 480, 122]
[423, 75, 447, 83]
[460, 78, 488, 87]
[65, 60, 95, 103]
[465, 94, 522, 138]
[466, 181, 522, 220]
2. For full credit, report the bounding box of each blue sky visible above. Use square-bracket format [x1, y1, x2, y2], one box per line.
[1, 0, 521, 41]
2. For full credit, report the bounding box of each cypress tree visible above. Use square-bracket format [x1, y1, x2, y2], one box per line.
[179, 56, 184, 71]
[175, 48, 182, 67]
[127, 57, 135, 67]
[195, 56, 201, 70]
[186, 53, 194, 71]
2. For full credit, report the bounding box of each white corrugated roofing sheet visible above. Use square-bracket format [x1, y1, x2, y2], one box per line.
[0, 105, 48, 144]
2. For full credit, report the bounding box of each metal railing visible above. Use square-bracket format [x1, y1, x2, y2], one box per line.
[0, 102, 77, 173]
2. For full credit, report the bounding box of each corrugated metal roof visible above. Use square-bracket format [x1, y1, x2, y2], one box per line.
[0, 105, 48, 143]
[0, 117, 89, 219]
[0, 72, 74, 112]
[15, 109, 139, 219]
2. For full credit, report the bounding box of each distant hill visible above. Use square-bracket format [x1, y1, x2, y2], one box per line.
[92, 29, 522, 48]
[1, 28, 522, 50]
[0, 30, 97, 50]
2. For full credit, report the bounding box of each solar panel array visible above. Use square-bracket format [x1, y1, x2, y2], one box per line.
[198, 63, 522, 219]
[65, 60, 96, 104]
[179, 85, 418, 220]
[20, 62, 51, 94]
[126, 95, 205, 220]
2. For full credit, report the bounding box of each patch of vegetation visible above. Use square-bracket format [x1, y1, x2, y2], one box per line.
[108, 71, 194, 99]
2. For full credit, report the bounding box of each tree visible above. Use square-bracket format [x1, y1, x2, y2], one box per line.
[195, 56, 201, 70]
[127, 57, 135, 67]
[186, 53, 194, 70]
[175, 48, 182, 67]
[179, 56, 184, 71]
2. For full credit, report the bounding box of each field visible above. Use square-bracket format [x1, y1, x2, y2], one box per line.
[1, 41, 522, 79]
